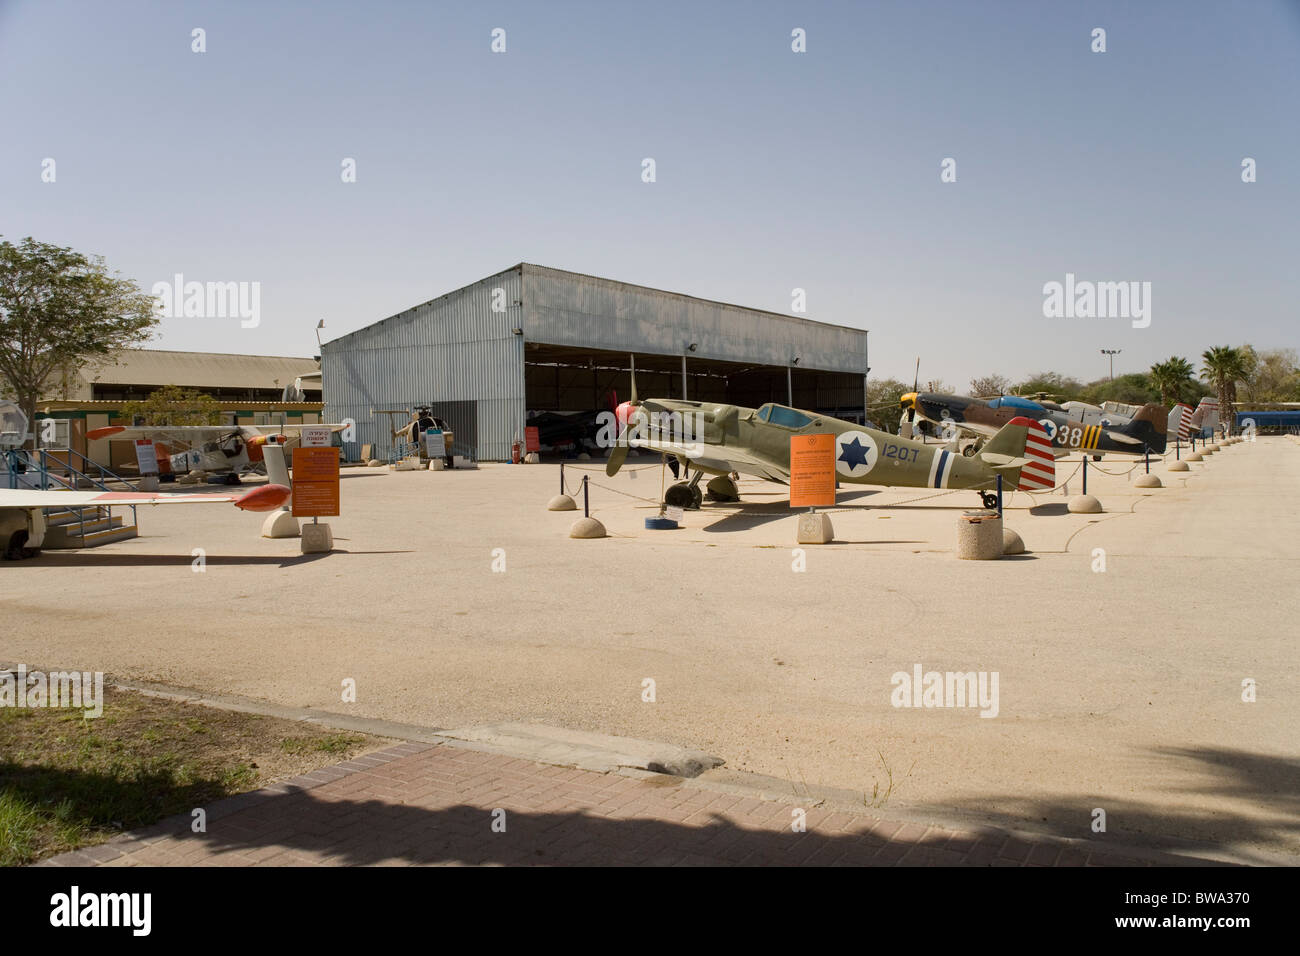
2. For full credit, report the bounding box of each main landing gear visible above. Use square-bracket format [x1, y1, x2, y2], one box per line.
[665, 470, 704, 510]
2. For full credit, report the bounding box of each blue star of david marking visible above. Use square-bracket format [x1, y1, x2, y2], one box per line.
[838, 437, 870, 470]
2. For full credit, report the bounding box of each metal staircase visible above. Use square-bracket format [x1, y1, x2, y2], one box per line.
[4, 447, 140, 549]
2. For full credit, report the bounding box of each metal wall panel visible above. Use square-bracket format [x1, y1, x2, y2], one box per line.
[322, 268, 525, 461]
[522, 264, 867, 376]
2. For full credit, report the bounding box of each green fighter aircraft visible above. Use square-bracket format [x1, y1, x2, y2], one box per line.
[604, 364, 1056, 511]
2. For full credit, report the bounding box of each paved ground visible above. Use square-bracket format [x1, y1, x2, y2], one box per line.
[36, 738, 1221, 867]
[6, 436, 1298, 862]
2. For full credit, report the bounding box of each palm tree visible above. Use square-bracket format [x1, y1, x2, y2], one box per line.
[1149, 357, 1195, 405]
[1201, 346, 1249, 436]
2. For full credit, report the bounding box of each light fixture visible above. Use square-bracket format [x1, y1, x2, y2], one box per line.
[687, 343, 698, 352]
[791, 356, 800, 366]
[511, 328, 523, 336]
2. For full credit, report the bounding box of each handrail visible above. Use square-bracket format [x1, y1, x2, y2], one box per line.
[4, 447, 139, 540]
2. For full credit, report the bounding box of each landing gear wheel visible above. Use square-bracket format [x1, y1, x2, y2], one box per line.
[223, 473, 242, 485]
[665, 482, 703, 511]
[4, 529, 29, 561]
[980, 492, 999, 510]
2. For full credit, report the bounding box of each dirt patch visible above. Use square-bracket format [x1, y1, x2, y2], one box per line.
[0, 685, 391, 865]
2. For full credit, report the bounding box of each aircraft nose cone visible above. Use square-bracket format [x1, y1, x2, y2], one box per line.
[900, 392, 918, 409]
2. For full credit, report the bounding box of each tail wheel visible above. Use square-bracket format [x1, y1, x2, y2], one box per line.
[980, 492, 999, 510]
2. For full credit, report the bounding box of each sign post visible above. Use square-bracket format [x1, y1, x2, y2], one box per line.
[134, 439, 160, 491]
[292, 445, 339, 553]
[790, 434, 836, 543]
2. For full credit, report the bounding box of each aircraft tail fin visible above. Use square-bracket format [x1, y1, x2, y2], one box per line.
[980, 416, 1055, 491]
[1121, 403, 1168, 453]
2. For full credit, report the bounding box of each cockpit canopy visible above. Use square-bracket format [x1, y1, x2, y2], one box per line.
[756, 404, 814, 429]
[986, 395, 1044, 413]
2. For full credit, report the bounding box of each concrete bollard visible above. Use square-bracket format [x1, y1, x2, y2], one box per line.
[1187, 452, 1204, 462]
[1002, 528, 1025, 555]
[569, 516, 606, 538]
[1068, 494, 1103, 514]
[547, 494, 577, 511]
[956, 510, 1002, 559]
[262, 509, 300, 538]
[1168, 461, 1190, 472]
[797, 512, 834, 544]
[1134, 474, 1163, 488]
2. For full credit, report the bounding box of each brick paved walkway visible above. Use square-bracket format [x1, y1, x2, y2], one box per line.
[36, 742, 1219, 867]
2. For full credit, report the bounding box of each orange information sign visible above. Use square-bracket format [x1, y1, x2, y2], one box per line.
[291, 446, 340, 517]
[525, 426, 540, 453]
[789, 433, 837, 508]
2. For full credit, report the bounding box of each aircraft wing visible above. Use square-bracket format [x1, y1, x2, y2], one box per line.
[257, 423, 350, 434]
[627, 437, 789, 482]
[0, 485, 290, 511]
[86, 425, 239, 444]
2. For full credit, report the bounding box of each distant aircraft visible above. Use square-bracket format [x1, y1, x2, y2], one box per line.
[900, 392, 1168, 458]
[0, 484, 289, 560]
[85, 423, 348, 483]
[605, 362, 1054, 511]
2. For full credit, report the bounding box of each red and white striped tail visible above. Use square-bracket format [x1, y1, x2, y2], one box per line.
[1010, 416, 1055, 491]
[1175, 403, 1194, 441]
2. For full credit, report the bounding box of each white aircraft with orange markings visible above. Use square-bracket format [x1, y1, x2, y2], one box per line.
[86, 423, 348, 483]
[0, 484, 290, 560]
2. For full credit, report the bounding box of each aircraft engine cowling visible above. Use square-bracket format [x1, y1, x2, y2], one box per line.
[698, 404, 739, 443]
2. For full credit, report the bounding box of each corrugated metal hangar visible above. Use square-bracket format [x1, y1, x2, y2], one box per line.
[322, 264, 869, 461]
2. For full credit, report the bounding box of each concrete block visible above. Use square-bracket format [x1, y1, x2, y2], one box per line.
[524, 452, 540, 464]
[261, 509, 300, 538]
[430, 459, 445, 471]
[300, 522, 333, 553]
[1068, 494, 1103, 513]
[547, 494, 577, 511]
[367, 459, 384, 467]
[453, 456, 477, 469]
[956, 510, 1002, 560]
[797, 512, 834, 544]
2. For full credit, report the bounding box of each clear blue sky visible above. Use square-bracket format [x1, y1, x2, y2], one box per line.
[3, 0, 1297, 389]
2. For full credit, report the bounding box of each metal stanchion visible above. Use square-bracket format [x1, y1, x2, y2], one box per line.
[996, 474, 1003, 518]
[1083, 456, 1088, 495]
[583, 474, 590, 517]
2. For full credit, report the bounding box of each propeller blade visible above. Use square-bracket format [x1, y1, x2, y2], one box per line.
[630, 354, 638, 405]
[606, 438, 630, 476]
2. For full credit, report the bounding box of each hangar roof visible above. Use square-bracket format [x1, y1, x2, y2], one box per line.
[83, 350, 321, 390]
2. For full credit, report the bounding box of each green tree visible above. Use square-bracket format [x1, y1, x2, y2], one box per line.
[1014, 372, 1083, 402]
[118, 385, 222, 426]
[0, 236, 156, 442]
[969, 374, 1011, 398]
[1148, 357, 1196, 405]
[865, 377, 911, 434]
[1078, 373, 1157, 407]
[1201, 346, 1250, 432]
